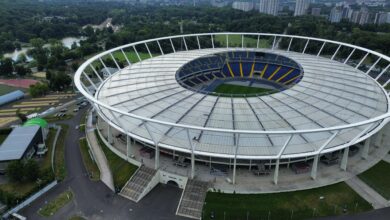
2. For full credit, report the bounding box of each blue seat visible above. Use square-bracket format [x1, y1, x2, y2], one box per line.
[281, 69, 300, 84]
[184, 80, 194, 87]
[241, 62, 252, 77]
[214, 72, 225, 78]
[254, 63, 265, 73]
[191, 78, 202, 84]
[229, 62, 240, 77]
[272, 66, 289, 81]
[204, 73, 215, 80]
[198, 75, 208, 82]
[263, 65, 278, 79]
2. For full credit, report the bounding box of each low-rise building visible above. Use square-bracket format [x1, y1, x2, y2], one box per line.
[0, 125, 43, 173]
[329, 7, 343, 23]
[0, 90, 24, 107]
[311, 8, 321, 16]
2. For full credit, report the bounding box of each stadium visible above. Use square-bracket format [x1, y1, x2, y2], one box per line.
[75, 33, 390, 209]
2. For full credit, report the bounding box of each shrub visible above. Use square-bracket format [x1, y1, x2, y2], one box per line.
[6, 159, 40, 183]
[6, 160, 24, 182]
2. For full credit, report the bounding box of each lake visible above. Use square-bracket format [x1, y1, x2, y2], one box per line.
[61, 36, 87, 49]
[3, 36, 87, 62]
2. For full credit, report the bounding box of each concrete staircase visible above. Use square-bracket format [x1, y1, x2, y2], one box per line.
[176, 179, 210, 219]
[119, 166, 158, 202]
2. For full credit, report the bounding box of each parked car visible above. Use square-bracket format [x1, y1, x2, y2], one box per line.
[58, 113, 66, 117]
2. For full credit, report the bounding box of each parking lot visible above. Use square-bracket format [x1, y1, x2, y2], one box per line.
[51, 100, 88, 119]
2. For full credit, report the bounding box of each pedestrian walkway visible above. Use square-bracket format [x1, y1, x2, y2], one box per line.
[86, 110, 95, 132]
[346, 176, 389, 209]
[86, 111, 115, 191]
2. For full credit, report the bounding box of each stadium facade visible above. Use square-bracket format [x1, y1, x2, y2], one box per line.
[75, 33, 390, 192]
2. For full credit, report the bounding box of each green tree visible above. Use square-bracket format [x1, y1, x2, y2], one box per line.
[30, 38, 45, 49]
[14, 42, 21, 50]
[29, 82, 49, 97]
[0, 40, 15, 52]
[24, 159, 40, 182]
[16, 110, 28, 123]
[49, 72, 72, 91]
[6, 160, 24, 182]
[16, 53, 27, 63]
[29, 38, 48, 71]
[83, 25, 95, 37]
[15, 65, 30, 76]
[71, 42, 78, 50]
[71, 62, 80, 71]
[6, 159, 40, 183]
[46, 70, 52, 80]
[0, 58, 14, 76]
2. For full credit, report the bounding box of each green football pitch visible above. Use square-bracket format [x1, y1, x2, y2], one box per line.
[213, 83, 275, 96]
[0, 84, 23, 96]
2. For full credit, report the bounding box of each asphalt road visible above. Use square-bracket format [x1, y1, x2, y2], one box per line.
[20, 107, 185, 220]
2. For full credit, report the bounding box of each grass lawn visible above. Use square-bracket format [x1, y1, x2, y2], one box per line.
[53, 124, 69, 180]
[85, 51, 155, 76]
[0, 84, 24, 96]
[213, 83, 275, 96]
[0, 182, 35, 195]
[358, 160, 390, 199]
[38, 190, 73, 217]
[0, 182, 38, 202]
[40, 128, 56, 172]
[214, 35, 270, 48]
[112, 51, 154, 64]
[79, 124, 85, 132]
[94, 130, 138, 190]
[79, 138, 100, 181]
[203, 182, 372, 220]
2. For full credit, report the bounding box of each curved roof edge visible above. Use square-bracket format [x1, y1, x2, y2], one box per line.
[24, 118, 48, 128]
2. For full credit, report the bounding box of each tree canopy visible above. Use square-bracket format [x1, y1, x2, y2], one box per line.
[6, 159, 40, 183]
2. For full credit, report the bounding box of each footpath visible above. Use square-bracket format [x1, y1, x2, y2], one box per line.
[85, 110, 115, 191]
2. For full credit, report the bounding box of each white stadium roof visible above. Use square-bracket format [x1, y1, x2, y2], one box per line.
[95, 48, 388, 158]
